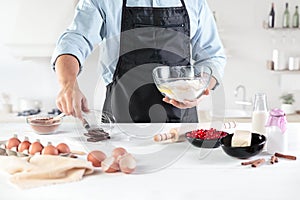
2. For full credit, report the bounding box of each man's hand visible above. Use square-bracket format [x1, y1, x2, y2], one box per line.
[162, 88, 209, 109]
[56, 81, 89, 119]
[55, 55, 89, 119]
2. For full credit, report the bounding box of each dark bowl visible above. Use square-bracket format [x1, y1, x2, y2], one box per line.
[220, 133, 266, 159]
[185, 132, 228, 149]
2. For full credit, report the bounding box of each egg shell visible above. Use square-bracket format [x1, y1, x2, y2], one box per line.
[42, 142, 59, 155]
[112, 147, 127, 161]
[119, 153, 136, 174]
[29, 140, 44, 155]
[102, 156, 120, 173]
[18, 137, 31, 153]
[56, 143, 71, 154]
[87, 150, 107, 167]
[6, 135, 21, 150]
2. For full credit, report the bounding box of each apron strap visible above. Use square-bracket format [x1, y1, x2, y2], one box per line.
[122, 0, 127, 28]
[123, 0, 187, 8]
[180, 0, 187, 8]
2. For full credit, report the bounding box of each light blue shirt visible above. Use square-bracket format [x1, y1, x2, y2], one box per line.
[51, 0, 226, 86]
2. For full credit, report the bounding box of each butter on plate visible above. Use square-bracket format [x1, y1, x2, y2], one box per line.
[231, 130, 252, 147]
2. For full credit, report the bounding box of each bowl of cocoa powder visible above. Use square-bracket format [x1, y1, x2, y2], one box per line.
[26, 115, 62, 134]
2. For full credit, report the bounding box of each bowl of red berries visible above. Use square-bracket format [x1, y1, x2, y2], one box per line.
[185, 128, 229, 148]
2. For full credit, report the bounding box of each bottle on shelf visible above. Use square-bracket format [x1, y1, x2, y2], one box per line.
[272, 48, 287, 71]
[292, 6, 299, 28]
[282, 2, 290, 28]
[268, 3, 275, 28]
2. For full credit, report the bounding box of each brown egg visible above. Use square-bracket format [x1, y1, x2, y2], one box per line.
[6, 134, 21, 150]
[56, 143, 70, 154]
[18, 136, 31, 153]
[101, 156, 120, 173]
[42, 142, 59, 155]
[112, 147, 127, 161]
[119, 153, 136, 174]
[87, 150, 107, 167]
[29, 139, 44, 155]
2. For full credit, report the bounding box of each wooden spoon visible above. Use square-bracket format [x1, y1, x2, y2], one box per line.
[44, 113, 65, 124]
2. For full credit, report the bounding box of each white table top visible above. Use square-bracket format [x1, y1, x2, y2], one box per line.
[1, 122, 300, 200]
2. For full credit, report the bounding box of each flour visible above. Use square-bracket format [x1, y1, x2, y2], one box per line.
[158, 79, 206, 102]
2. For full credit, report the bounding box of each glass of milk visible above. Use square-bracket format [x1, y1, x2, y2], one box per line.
[251, 93, 268, 136]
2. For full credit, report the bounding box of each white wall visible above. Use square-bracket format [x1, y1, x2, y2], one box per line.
[0, 0, 83, 112]
[0, 0, 300, 113]
[0, 0, 76, 45]
[0, 46, 101, 112]
[207, 0, 300, 111]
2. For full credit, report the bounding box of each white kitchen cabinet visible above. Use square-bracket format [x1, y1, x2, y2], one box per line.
[0, 0, 78, 58]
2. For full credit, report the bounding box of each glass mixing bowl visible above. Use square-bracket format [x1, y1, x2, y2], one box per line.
[82, 109, 116, 131]
[26, 115, 62, 135]
[152, 65, 212, 102]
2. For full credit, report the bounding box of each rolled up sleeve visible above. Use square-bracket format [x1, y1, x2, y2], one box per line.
[51, 0, 104, 69]
[191, 0, 226, 89]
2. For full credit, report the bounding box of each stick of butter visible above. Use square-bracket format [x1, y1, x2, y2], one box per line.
[231, 130, 252, 147]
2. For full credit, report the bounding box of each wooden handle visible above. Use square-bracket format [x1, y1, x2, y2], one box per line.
[154, 132, 175, 142]
[154, 124, 198, 143]
[52, 113, 66, 121]
[223, 121, 236, 129]
[70, 150, 86, 155]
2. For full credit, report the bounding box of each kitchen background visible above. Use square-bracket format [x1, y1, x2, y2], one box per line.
[0, 0, 299, 117]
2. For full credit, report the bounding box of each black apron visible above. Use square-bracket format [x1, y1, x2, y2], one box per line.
[102, 0, 198, 123]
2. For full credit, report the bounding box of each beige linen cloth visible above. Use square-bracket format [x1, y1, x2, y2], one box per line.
[0, 155, 94, 189]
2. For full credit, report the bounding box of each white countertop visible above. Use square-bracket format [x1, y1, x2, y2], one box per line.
[0, 113, 76, 123]
[1, 122, 300, 200]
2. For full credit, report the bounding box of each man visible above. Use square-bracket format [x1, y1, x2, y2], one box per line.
[51, 0, 226, 123]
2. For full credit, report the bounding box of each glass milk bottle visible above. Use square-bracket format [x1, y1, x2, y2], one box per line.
[251, 93, 268, 135]
[266, 109, 288, 154]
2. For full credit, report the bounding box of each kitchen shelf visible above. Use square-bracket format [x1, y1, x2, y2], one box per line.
[264, 27, 300, 31]
[269, 70, 300, 74]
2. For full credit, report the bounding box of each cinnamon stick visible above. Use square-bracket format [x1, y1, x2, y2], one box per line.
[270, 155, 278, 164]
[251, 158, 265, 168]
[241, 158, 261, 166]
[274, 152, 297, 160]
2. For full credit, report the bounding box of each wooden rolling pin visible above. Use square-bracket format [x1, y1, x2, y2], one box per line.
[153, 121, 236, 143]
[153, 125, 197, 143]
